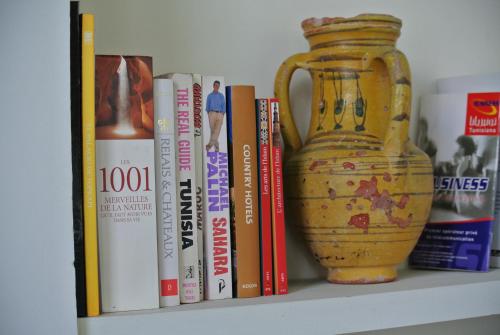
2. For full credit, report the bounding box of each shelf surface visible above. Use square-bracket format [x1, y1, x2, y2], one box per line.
[78, 268, 500, 335]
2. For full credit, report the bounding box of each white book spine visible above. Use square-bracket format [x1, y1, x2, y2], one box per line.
[168, 73, 200, 303]
[202, 76, 233, 300]
[154, 78, 180, 307]
[192, 73, 205, 299]
[95, 55, 159, 313]
[96, 139, 160, 312]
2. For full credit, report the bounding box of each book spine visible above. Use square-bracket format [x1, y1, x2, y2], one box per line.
[227, 86, 261, 298]
[80, 13, 100, 317]
[202, 76, 233, 300]
[71, 2, 86, 317]
[256, 98, 273, 296]
[154, 78, 180, 307]
[171, 74, 200, 303]
[192, 74, 204, 299]
[268, 98, 288, 295]
[95, 56, 159, 312]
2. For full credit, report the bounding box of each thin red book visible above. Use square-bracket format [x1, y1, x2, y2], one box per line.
[256, 98, 273, 296]
[268, 98, 288, 295]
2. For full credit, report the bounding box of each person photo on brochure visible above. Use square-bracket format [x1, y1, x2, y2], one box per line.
[205, 80, 226, 152]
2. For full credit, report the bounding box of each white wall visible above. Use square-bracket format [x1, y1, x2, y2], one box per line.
[0, 0, 77, 334]
[81, 0, 500, 281]
[81, 0, 500, 137]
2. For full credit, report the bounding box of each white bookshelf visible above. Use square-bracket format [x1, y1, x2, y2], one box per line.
[79, 269, 500, 335]
[3, 0, 500, 334]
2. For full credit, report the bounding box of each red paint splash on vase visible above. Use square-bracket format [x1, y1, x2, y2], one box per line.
[389, 213, 413, 228]
[309, 160, 328, 171]
[371, 190, 393, 211]
[343, 162, 356, 170]
[328, 188, 336, 200]
[396, 194, 410, 209]
[355, 176, 379, 199]
[348, 214, 370, 233]
[352, 176, 412, 231]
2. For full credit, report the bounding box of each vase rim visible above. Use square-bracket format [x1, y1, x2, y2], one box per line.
[302, 14, 402, 37]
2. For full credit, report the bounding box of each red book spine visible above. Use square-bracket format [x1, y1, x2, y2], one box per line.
[268, 98, 288, 295]
[256, 98, 273, 296]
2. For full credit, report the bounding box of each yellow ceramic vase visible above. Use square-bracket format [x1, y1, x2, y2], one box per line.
[275, 14, 433, 284]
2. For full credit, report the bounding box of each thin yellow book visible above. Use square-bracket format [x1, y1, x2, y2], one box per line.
[81, 13, 100, 317]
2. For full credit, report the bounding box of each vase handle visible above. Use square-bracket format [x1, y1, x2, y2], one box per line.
[378, 50, 412, 155]
[274, 52, 312, 154]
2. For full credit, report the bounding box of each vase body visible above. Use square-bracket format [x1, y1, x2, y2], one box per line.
[274, 14, 433, 283]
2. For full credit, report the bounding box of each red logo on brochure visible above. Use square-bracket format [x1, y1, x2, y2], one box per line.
[161, 279, 178, 296]
[465, 92, 500, 136]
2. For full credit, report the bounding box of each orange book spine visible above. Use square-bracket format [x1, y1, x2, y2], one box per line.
[227, 86, 261, 297]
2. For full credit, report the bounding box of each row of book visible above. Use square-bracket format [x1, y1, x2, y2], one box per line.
[72, 8, 287, 317]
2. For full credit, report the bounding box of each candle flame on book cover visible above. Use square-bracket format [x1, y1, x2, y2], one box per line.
[95, 56, 154, 140]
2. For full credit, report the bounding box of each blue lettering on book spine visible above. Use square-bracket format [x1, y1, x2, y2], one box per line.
[206, 151, 229, 212]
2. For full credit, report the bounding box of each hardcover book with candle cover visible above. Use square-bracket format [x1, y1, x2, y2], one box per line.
[95, 55, 159, 312]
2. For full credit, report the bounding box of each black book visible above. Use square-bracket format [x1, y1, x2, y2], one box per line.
[70, 0, 86, 317]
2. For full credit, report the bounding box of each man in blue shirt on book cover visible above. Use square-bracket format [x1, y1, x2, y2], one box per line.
[205, 80, 225, 151]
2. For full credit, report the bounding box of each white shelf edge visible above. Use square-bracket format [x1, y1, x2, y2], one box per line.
[78, 269, 500, 335]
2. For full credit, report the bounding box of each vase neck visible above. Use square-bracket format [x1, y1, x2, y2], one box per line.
[302, 14, 401, 51]
[307, 34, 397, 51]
